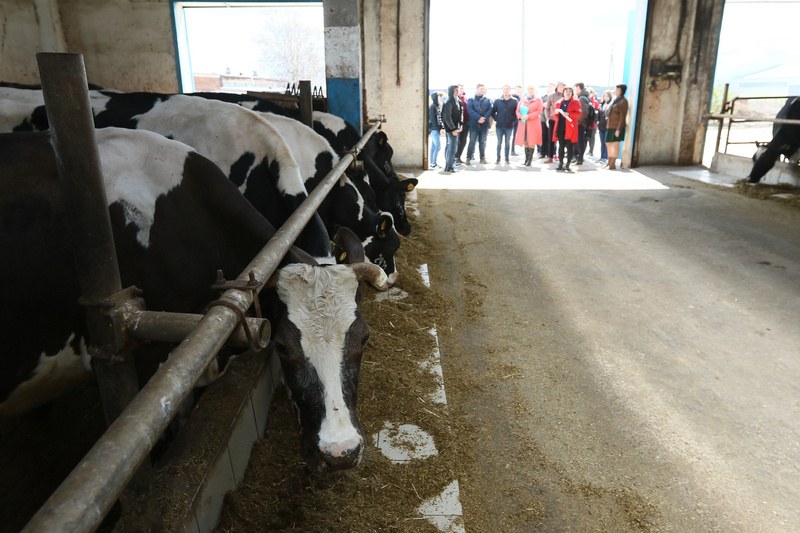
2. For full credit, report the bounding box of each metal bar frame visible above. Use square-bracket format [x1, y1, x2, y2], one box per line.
[702, 113, 800, 126]
[703, 87, 800, 155]
[23, 53, 383, 533]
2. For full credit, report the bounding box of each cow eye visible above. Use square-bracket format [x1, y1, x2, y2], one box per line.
[274, 342, 288, 357]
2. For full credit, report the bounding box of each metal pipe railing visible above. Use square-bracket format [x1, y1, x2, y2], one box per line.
[701, 113, 800, 126]
[22, 80, 383, 532]
[702, 85, 799, 156]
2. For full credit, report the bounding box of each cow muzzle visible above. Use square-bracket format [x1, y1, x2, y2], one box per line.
[317, 437, 364, 472]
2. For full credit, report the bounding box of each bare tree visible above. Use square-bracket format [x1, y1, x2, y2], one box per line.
[254, 9, 325, 88]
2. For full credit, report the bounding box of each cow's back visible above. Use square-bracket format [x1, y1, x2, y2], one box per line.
[0, 129, 280, 416]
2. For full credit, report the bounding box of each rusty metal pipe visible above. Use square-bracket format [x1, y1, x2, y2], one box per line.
[37, 53, 121, 306]
[34, 52, 162, 532]
[23, 117, 383, 533]
[129, 311, 270, 349]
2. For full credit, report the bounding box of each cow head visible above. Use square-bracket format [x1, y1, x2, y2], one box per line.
[361, 157, 416, 236]
[270, 228, 387, 471]
[361, 131, 396, 179]
[359, 133, 416, 236]
[358, 213, 401, 286]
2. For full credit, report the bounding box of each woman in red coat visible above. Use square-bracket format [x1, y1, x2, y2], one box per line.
[514, 84, 543, 166]
[551, 86, 582, 171]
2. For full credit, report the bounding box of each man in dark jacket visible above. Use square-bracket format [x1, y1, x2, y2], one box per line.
[455, 84, 469, 165]
[442, 84, 463, 173]
[466, 83, 493, 165]
[575, 82, 591, 165]
[492, 85, 518, 165]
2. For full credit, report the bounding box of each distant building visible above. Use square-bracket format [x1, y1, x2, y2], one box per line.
[735, 62, 800, 97]
[192, 72, 289, 93]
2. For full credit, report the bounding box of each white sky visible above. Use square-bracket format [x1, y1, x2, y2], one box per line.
[428, 0, 637, 93]
[180, 1, 800, 96]
[183, 5, 323, 76]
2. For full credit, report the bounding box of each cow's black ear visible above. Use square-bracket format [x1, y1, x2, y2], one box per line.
[376, 213, 394, 239]
[393, 177, 418, 192]
[332, 226, 365, 264]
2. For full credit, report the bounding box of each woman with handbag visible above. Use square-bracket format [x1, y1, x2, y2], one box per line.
[514, 85, 544, 166]
[604, 84, 629, 170]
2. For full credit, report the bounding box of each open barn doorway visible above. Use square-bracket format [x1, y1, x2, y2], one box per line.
[703, 0, 800, 168]
[425, 0, 646, 178]
[170, 1, 325, 94]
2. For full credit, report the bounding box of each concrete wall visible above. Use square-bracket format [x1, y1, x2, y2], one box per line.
[0, 0, 178, 92]
[1, 0, 426, 165]
[363, 0, 426, 167]
[634, 0, 724, 165]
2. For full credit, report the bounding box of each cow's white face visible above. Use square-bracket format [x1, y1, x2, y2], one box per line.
[274, 264, 368, 470]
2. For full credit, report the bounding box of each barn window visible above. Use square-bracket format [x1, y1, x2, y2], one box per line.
[171, 1, 325, 94]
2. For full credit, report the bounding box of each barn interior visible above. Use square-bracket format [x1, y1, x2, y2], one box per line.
[1, 1, 799, 532]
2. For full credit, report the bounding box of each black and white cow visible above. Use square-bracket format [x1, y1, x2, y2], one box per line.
[0, 128, 387, 471]
[192, 92, 418, 236]
[0, 87, 332, 261]
[294, 113, 418, 236]
[248, 110, 402, 284]
[748, 97, 800, 183]
[0, 87, 411, 279]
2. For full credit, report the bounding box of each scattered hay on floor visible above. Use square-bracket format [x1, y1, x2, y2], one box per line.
[734, 179, 800, 208]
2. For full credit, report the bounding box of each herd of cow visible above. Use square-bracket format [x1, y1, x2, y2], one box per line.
[0, 85, 419, 473]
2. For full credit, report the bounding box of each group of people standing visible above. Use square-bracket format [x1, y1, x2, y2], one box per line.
[429, 82, 629, 173]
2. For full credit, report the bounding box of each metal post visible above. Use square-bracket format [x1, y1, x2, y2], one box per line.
[35, 52, 162, 532]
[714, 82, 729, 155]
[299, 80, 313, 129]
[22, 119, 384, 533]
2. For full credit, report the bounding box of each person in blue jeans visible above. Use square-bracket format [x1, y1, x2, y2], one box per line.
[492, 85, 518, 165]
[428, 91, 444, 169]
[466, 83, 492, 165]
[441, 84, 463, 173]
[597, 89, 613, 162]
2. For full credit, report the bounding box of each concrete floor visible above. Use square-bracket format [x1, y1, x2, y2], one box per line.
[411, 152, 800, 532]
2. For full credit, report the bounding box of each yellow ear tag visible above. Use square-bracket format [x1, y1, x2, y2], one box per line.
[380, 220, 388, 231]
[339, 251, 347, 262]
[407, 182, 415, 191]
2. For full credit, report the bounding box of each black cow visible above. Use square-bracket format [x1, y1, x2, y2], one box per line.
[748, 97, 800, 183]
[0, 128, 387, 471]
